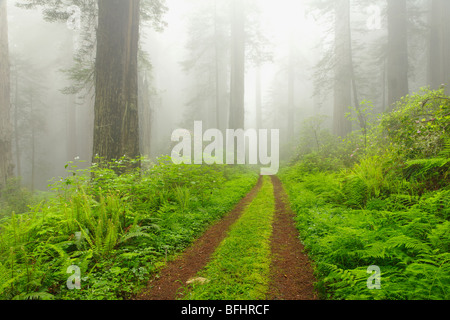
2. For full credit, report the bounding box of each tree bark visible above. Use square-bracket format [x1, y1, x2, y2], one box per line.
[214, 0, 228, 132]
[30, 89, 35, 192]
[138, 71, 152, 157]
[255, 65, 262, 130]
[429, 0, 450, 93]
[67, 95, 77, 161]
[333, 0, 352, 137]
[229, 0, 245, 130]
[13, 62, 21, 177]
[0, 0, 14, 192]
[93, 0, 141, 168]
[66, 37, 77, 162]
[387, 0, 409, 107]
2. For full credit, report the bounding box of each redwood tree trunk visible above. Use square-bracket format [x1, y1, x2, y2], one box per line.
[333, 0, 352, 137]
[387, 0, 409, 107]
[0, 0, 14, 192]
[255, 65, 262, 130]
[214, 0, 228, 132]
[288, 34, 295, 139]
[429, 0, 450, 93]
[229, 0, 245, 130]
[93, 0, 141, 168]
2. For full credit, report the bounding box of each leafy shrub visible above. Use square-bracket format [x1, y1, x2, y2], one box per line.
[0, 178, 35, 218]
[0, 157, 259, 300]
[380, 87, 450, 160]
[281, 169, 449, 300]
[292, 116, 359, 172]
[281, 87, 450, 300]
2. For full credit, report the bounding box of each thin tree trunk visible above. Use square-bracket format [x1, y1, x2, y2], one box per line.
[66, 37, 77, 162]
[67, 95, 77, 161]
[382, 57, 387, 112]
[93, 0, 141, 169]
[13, 66, 20, 177]
[429, 0, 450, 93]
[387, 0, 409, 108]
[333, 0, 352, 137]
[30, 88, 35, 192]
[255, 65, 262, 130]
[212, 0, 229, 133]
[0, 0, 14, 192]
[288, 34, 295, 139]
[138, 72, 151, 157]
[214, 0, 223, 131]
[229, 0, 245, 130]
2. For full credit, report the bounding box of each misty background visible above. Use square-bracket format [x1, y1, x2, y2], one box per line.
[4, 0, 444, 190]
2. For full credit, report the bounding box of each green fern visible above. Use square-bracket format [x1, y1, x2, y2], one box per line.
[16, 291, 55, 300]
[385, 235, 432, 254]
[174, 186, 191, 211]
[418, 190, 450, 220]
[404, 158, 450, 180]
[428, 221, 450, 252]
[438, 137, 450, 158]
[118, 224, 154, 244]
[342, 175, 368, 208]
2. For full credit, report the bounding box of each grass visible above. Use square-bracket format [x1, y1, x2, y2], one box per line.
[0, 158, 260, 300]
[182, 175, 275, 300]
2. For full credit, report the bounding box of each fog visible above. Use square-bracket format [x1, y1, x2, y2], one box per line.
[2, 0, 448, 189]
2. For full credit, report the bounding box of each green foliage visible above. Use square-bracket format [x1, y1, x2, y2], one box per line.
[281, 168, 449, 300]
[16, 0, 168, 100]
[292, 116, 358, 172]
[346, 99, 378, 150]
[381, 87, 450, 160]
[282, 88, 450, 300]
[0, 157, 258, 300]
[184, 176, 274, 300]
[0, 178, 35, 218]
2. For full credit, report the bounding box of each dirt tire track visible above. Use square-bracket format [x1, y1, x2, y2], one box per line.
[267, 176, 318, 300]
[134, 176, 263, 300]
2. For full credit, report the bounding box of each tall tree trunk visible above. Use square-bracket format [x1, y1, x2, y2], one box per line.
[67, 95, 77, 161]
[387, 0, 409, 107]
[138, 71, 152, 158]
[214, 0, 228, 132]
[288, 34, 295, 139]
[13, 66, 20, 177]
[93, 0, 141, 168]
[30, 89, 35, 192]
[66, 37, 77, 162]
[333, 0, 352, 137]
[229, 0, 245, 130]
[255, 65, 262, 130]
[429, 0, 450, 93]
[0, 0, 14, 192]
[382, 57, 387, 111]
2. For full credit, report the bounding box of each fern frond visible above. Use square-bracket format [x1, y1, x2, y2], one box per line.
[385, 235, 432, 254]
[404, 158, 450, 179]
[118, 225, 153, 244]
[16, 291, 55, 300]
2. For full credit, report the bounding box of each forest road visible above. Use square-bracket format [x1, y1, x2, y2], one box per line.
[267, 176, 317, 300]
[133, 176, 263, 300]
[133, 175, 318, 300]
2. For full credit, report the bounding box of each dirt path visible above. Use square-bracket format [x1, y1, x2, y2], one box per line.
[134, 176, 263, 300]
[267, 176, 318, 300]
[134, 175, 318, 300]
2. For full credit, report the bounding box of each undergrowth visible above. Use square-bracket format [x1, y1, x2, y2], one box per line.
[281, 87, 450, 300]
[0, 156, 259, 300]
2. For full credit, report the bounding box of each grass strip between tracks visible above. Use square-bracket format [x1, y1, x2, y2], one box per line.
[181, 175, 275, 300]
